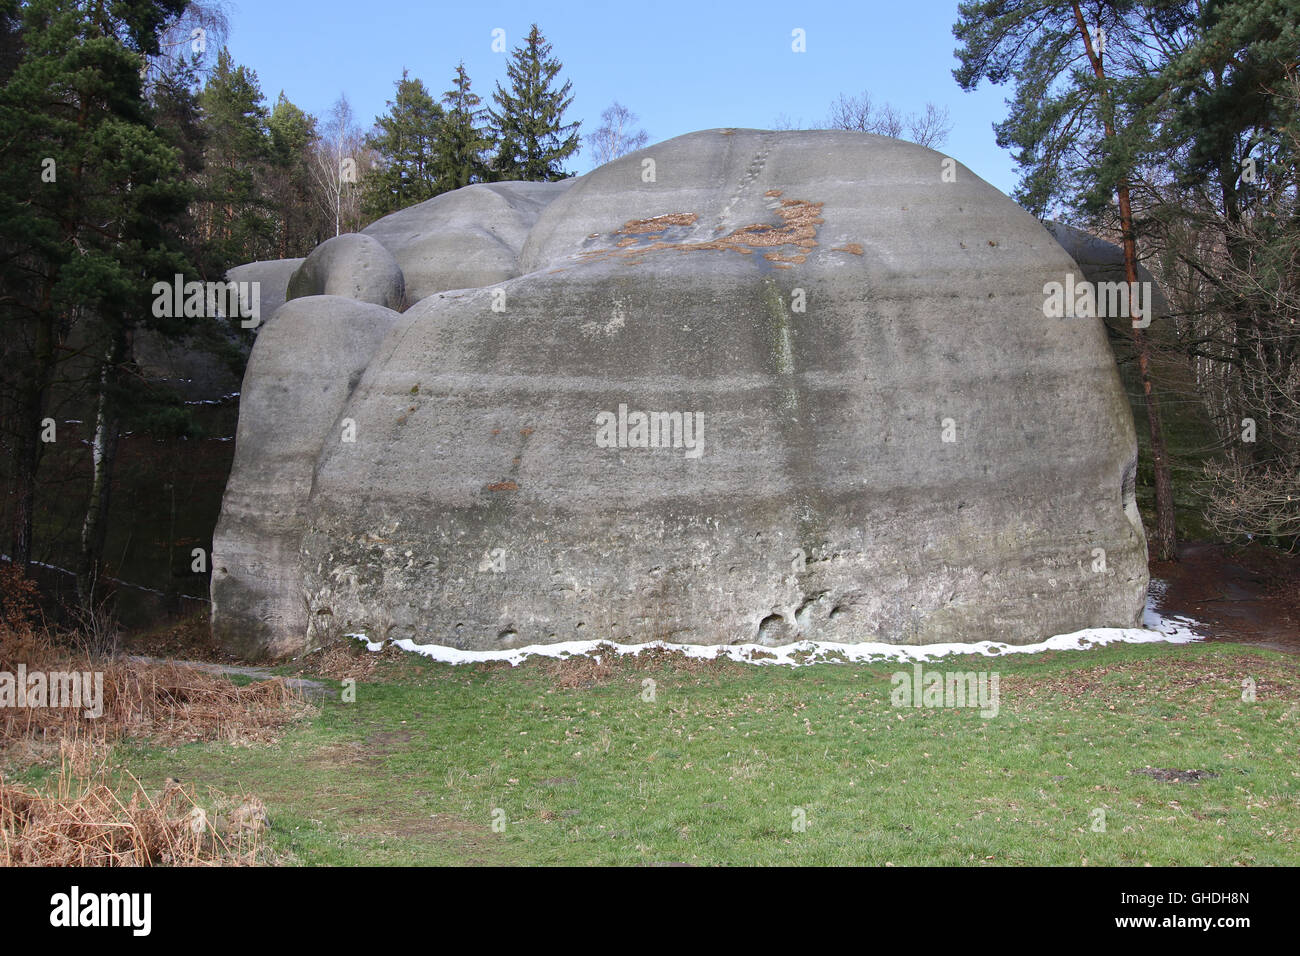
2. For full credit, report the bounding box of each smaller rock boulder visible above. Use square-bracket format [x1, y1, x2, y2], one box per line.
[228, 258, 305, 323]
[286, 234, 405, 311]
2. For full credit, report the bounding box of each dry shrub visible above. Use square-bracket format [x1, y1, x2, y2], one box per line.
[0, 565, 42, 632]
[0, 738, 271, 866]
[541, 652, 615, 689]
[296, 638, 391, 683]
[1, 626, 312, 767]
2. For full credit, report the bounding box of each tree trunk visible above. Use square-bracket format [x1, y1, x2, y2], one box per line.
[1127, 274, 1179, 561]
[11, 301, 58, 570]
[1074, 1, 1178, 561]
[11, 395, 42, 570]
[75, 333, 125, 607]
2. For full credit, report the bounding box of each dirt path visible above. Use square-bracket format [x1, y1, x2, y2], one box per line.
[126, 655, 334, 700]
[1150, 541, 1300, 655]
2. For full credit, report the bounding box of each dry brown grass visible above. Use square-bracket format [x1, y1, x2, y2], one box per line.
[0, 739, 271, 866]
[1, 624, 312, 768]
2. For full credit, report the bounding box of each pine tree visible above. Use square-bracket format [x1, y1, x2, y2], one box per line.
[144, 46, 217, 284]
[489, 24, 580, 181]
[1160, 0, 1298, 200]
[433, 62, 491, 191]
[953, 0, 1180, 561]
[362, 70, 443, 216]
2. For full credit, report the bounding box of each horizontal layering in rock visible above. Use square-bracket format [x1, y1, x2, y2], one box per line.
[211, 129, 1149, 659]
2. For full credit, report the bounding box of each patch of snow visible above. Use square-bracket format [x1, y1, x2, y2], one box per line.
[1142, 576, 1203, 641]
[351, 588, 1205, 668]
[345, 632, 386, 652]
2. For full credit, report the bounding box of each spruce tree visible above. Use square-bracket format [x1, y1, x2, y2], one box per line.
[433, 62, 491, 191]
[489, 24, 580, 181]
[268, 91, 324, 256]
[197, 48, 275, 264]
[362, 70, 443, 216]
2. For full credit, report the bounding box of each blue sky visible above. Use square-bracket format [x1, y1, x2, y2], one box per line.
[220, 0, 1022, 194]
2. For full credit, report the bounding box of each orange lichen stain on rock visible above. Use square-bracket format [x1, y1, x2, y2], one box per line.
[486, 480, 518, 492]
[764, 189, 783, 197]
[578, 200, 825, 267]
[832, 243, 864, 255]
[619, 212, 699, 235]
[520, 427, 533, 437]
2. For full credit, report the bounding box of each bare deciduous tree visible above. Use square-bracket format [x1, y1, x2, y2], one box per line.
[311, 95, 371, 236]
[1199, 199, 1300, 547]
[906, 103, 955, 150]
[146, 1, 231, 83]
[585, 102, 649, 167]
[770, 113, 806, 131]
[825, 92, 952, 148]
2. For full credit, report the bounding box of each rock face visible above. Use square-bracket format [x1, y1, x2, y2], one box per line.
[211, 297, 400, 657]
[212, 129, 1148, 659]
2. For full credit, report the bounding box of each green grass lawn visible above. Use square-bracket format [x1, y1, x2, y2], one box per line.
[16, 640, 1299, 866]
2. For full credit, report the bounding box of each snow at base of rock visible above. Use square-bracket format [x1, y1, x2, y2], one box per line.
[345, 586, 1203, 668]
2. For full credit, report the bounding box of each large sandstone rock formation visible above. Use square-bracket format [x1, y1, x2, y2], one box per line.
[212, 129, 1149, 659]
